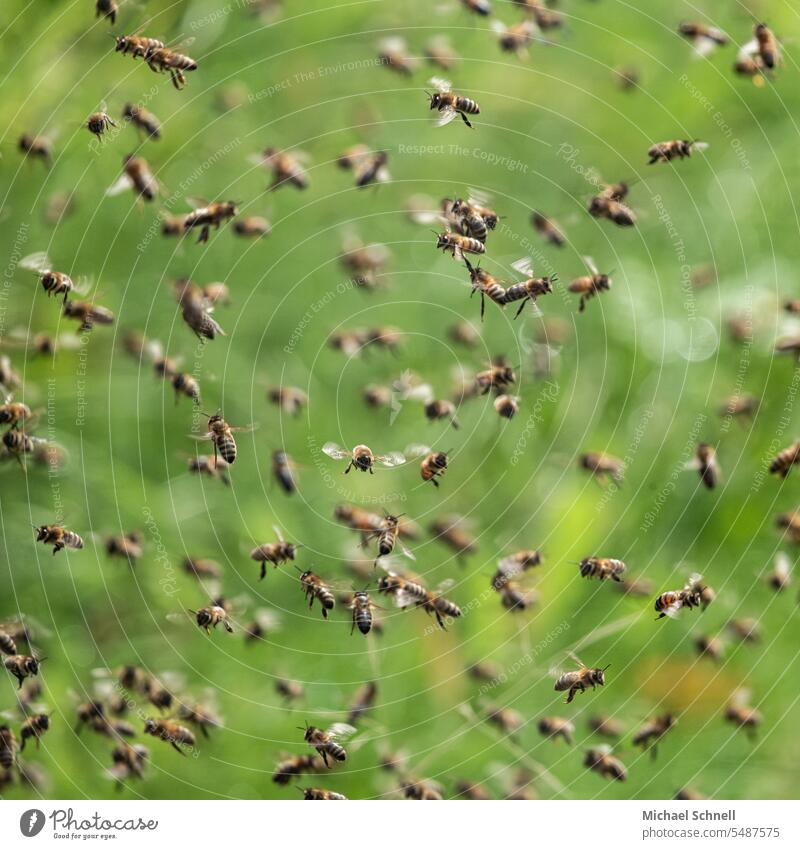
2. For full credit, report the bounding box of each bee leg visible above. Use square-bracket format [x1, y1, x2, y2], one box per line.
[514, 300, 527, 319]
[431, 476, 439, 488]
[579, 297, 586, 313]
[224, 621, 233, 633]
[260, 564, 266, 580]
[459, 112, 473, 128]
[480, 292, 485, 321]
[171, 741, 186, 755]
[344, 461, 352, 474]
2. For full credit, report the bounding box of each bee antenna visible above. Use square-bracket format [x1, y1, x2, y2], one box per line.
[602, 664, 611, 671]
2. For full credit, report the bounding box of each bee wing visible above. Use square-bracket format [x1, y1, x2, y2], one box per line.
[19, 252, 50, 273]
[692, 37, 717, 58]
[686, 572, 704, 587]
[692, 141, 710, 153]
[511, 257, 534, 278]
[435, 106, 458, 127]
[247, 152, 267, 167]
[774, 551, 791, 580]
[398, 539, 416, 561]
[739, 39, 758, 58]
[582, 255, 599, 275]
[490, 20, 507, 35]
[229, 423, 259, 434]
[404, 443, 432, 459]
[105, 174, 134, 197]
[186, 197, 209, 210]
[435, 578, 455, 594]
[393, 588, 419, 608]
[378, 36, 408, 53]
[272, 524, 285, 542]
[467, 187, 492, 207]
[72, 276, 94, 297]
[429, 76, 451, 92]
[401, 382, 434, 403]
[496, 555, 524, 576]
[322, 442, 350, 460]
[566, 650, 586, 669]
[167, 611, 194, 625]
[406, 194, 441, 225]
[254, 607, 283, 631]
[327, 722, 357, 741]
[376, 451, 406, 467]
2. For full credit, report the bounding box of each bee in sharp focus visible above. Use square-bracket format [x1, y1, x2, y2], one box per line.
[349, 590, 380, 635]
[383, 568, 462, 630]
[770, 440, 800, 478]
[122, 102, 161, 139]
[299, 569, 336, 619]
[654, 573, 707, 619]
[377, 38, 418, 75]
[579, 557, 625, 582]
[503, 257, 556, 318]
[632, 714, 675, 759]
[250, 526, 300, 579]
[183, 200, 238, 243]
[105, 532, 144, 563]
[553, 652, 609, 704]
[195, 413, 255, 465]
[446, 191, 497, 242]
[20, 713, 50, 751]
[4, 655, 42, 689]
[272, 753, 326, 785]
[322, 442, 405, 474]
[403, 444, 448, 488]
[647, 139, 708, 164]
[188, 454, 230, 485]
[85, 107, 117, 139]
[538, 716, 574, 744]
[724, 690, 762, 739]
[428, 77, 480, 128]
[18, 134, 54, 168]
[463, 257, 508, 320]
[259, 147, 309, 191]
[145, 42, 198, 89]
[531, 211, 566, 247]
[569, 256, 611, 312]
[347, 681, 377, 725]
[301, 722, 355, 767]
[435, 229, 485, 261]
[114, 33, 164, 60]
[34, 524, 83, 555]
[186, 600, 234, 634]
[584, 746, 627, 781]
[143, 718, 196, 754]
[369, 512, 415, 564]
[19, 252, 88, 304]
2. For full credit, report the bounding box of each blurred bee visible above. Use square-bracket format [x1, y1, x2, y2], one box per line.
[496, 550, 543, 580]
[337, 144, 370, 169]
[485, 703, 524, 736]
[436, 229, 485, 261]
[4, 655, 42, 689]
[494, 393, 520, 420]
[63, 299, 114, 333]
[122, 102, 161, 140]
[1, 428, 50, 469]
[146, 43, 198, 89]
[354, 151, 390, 189]
[195, 413, 255, 465]
[96, 0, 118, 24]
[187, 601, 234, 634]
[0, 396, 33, 429]
[474, 358, 516, 395]
[424, 399, 460, 429]
[425, 36, 458, 71]
[775, 509, 800, 543]
[259, 147, 309, 191]
[335, 503, 383, 541]
[727, 617, 760, 644]
[301, 787, 347, 800]
[347, 681, 377, 725]
[379, 569, 461, 630]
[770, 440, 800, 478]
[106, 154, 160, 202]
[428, 77, 480, 128]
[272, 753, 326, 785]
[0, 725, 17, 769]
[491, 19, 537, 58]
[537, 716, 574, 744]
[272, 450, 298, 494]
[184, 200, 238, 243]
[588, 181, 636, 227]
[233, 216, 271, 238]
[241, 608, 281, 643]
[85, 108, 117, 139]
[531, 211, 566, 247]
[553, 652, 609, 704]
[503, 257, 556, 318]
[632, 714, 675, 759]
[178, 293, 225, 342]
[431, 514, 477, 560]
[584, 747, 627, 781]
[647, 140, 708, 164]
[775, 337, 800, 358]
[0, 355, 21, 392]
[349, 590, 380, 635]
[276, 678, 305, 702]
[299, 569, 336, 619]
[676, 787, 708, 801]
[301, 722, 355, 767]
[766, 552, 792, 592]
[171, 372, 201, 405]
[19, 714, 50, 751]
[404, 444, 449, 488]
[18, 134, 54, 168]
[686, 442, 720, 489]
[724, 690, 762, 739]
[654, 573, 707, 619]
[403, 778, 445, 800]
[446, 192, 498, 243]
[143, 718, 196, 754]
[250, 527, 300, 579]
[105, 532, 144, 563]
[678, 21, 728, 57]
[176, 692, 222, 738]
[718, 393, 757, 420]
[114, 33, 165, 60]
[460, 0, 491, 16]
[752, 22, 780, 70]
[19, 252, 88, 304]
[517, 0, 562, 29]
[267, 385, 307, 416]
[447, 321, 479, 347]
[694, 633, 724, 663]
[109, 743, 149, 782]
[188, 454, 230, 485]
[587, 715, 625, 739]
[34, 524, 83, 555]
[454, 780, 491, 800]
[614, 65, 640, 90]
[579, 557, 625, 582]
[733, 51, 766, 81]
[377, 38, 418, 75]
[569, 256, 611, 312]
[340, 235, 389, 291]
[161, 214, 187, 236]
[322, 442, 405, 474]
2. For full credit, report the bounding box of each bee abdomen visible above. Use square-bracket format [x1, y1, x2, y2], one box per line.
[456, 97, 480, 115]
[217, 435, 237, 464]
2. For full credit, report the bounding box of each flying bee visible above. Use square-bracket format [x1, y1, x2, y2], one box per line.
[161, 214, 187, 236]
[678, 21, 728, 57]
[430, 514, 477, 560]
[105, 532, 144, 563]
[299, 569, 336, 619]
[171, 373, 201, 404]
[447, 321, 480, 347]
[0, 725, 17, 769]
[354, 151, 390, 189]
[569, 256, 611, 312]
[404, 444, 449, 488]
[455, 781, 491, 800]
[185, 599, 234, 635]
[347, 681, 377, 725]
[633, 714, 675, 759]
[719, 393, 758, 420]
[18, 134, 54, 168]
[724, 690, 762, 739]
[0, 355, 21, 392]
[377, 37, 419, 75]
[654, 573, 707, 619]
[503, 257, 556, 318]
[188, 454, 230, 485]
[19, 713, 50, 751]
[337, 144, 371, 170]
[497, 550, 543, 579]
[647, 140, 708, 164]
[579, 557, 625, 582]
[614, 65, 640, 89]
[4, 655, 42, 689]
[114, 33, 164, 60]
[322, 442, 405, 474]
[272, 450, 299, 494]
[463, 258, 508, 320]
[553, 652, 609, 705]
[301, 722, 355, 767]
[579, 452, 624, 486]
[424, 399, 460, 429]
[349, 590, 380, 635]
[145, 43, 198, 89]
[685, 442, 720, 489]
[267, 385, 307, 416]
[694, 633, 724, 663]
[19, 251, 89, 304]
[436, 229, 485, 261]
[770, 440, 800, 478]
[676, 787, 708, 801]
[466, 660, 502, 682]
[276, 678, 305, 702]
[531, 211, 566, 247]
[335, 504, 384, 543]
[0, 396, 33, 429]
[258, 147, 309, 191]
[85, 107, 117, 139]
[474, 358, 516, 395]
[446, 192, 496, 243]
[176, 691, 222, 738]
[122, 102, 161, 139]
[272, 753, 326, 785]
[538, 716, 574, 744]
[766, 552, 792, 592]
[380, 568, 461, 630]
[425, 36, 458, 71]
[109, 743, 149, 782]
[460, 0, 491, 17]
[0, 630, 16, 657]
[587, 715, 625, 739]
[518, 0, 562, 29]
[734, 51, 766, 81]
[63, 299, 114, 333]
[302, 787, 348, 800]
[180, 298, 225, 342]
[250, 527, 300, 579]
[242, 608, 281, 643]
[183, 200, 238, 243]
[340, 233, 389, 290]
[143, 718, 196, 754]
[493, 576, 538, 612]
[584, 747, 627, 781]
[230, 215, 271, 238]
[1, 428, 50, 469]
[494, 394, 520, 419]
[34, 524, 83, 555]
[428, 77, 480, 128]
[194, 413, 255, 465]
[776, 509, 800, 543]
[588, 181, 636, 227]
[727, 617, 761, 644]
[485, 703, 524, 736]
[750, 22, 781, 70]
[106, 154, 160, 202]
[403, 778, 445, 800]
[369, 512, 415, 564]
[491, 18, 537, 58]
[96, 0, 118, 23]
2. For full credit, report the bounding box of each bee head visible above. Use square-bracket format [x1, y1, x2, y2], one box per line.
[143, 718, 156, 733]
[113, 35, 127, 52]
[428, 92, 441, 109]
[593, 665, 610, 686]
[34, 525, 48, 541]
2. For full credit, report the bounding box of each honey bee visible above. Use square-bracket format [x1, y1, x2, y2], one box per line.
[463, 258, 508, 320]
[579, 557, 625, 582]
[587, 714, 625, 739]
[272, 753, 326, 785]
[531, 211, 566, 247]
[377, 37, 418, 75]
[259, 147, 309, 191]
[0, 396, 33, 429]
[588, 181, 636, 227]
[402, 778, 445, 800]
[0, 629, 17, 657]
[454, 781, 491, 800]
[34, 524, 83, 555]
[145, 43, 198, 89]
[241, 608, 281, 643]
[428, 77, 481, 128]
[4, 655, 42, 689]
[161, 214, 187, 236]
[775, 509, 800, 543]
[122, 102, 161, 139]
[340, 234, 389, 290]
[302, 787, 348, 800]
[404, 444, 449, 488]
[733, 51, 766, 81]
[430, 514, 477, 560]
[187, 599, 234, 635]
[176, 691, 222, 738]
[188, 454, 230, 485]
[727, 617, 761, 644]
[369, 513, 415, 564]
[647, 140, 708, 164]
[183, 200, 238, 243]
[349, 590, 380, 635]
[678, 21, 728, 57]
[169, 372, 200, 405]
[584, 747, 627, 781]
[272, 450, 299, 494]
[632, 714, 675, 759]
[614, 66, 640, 90]
[378, 568, 461, 630]
[105, 532, 144, 563]
[19, 713, 50, 751]
[724, 690, 762, 739]
[694, 633, 724, 663]
[425, 36, 458, 71]
[685, 442, 720, 489]
[424, 399, 460, 429]
[494, 394, 520, 419]
[195, 413, 255, 465]
[63, 299, 114, 333]
[537, 716, 575, 744]
[770, 440, 800, 478]
[250, 527, 300, 579]
[109, 743, 149, 782]
[474, 358, 516, 395]
[766, 552, 792, 591]
[569, 256, 611, 312]
[143, 718, 196, 754]
[1, 428, 50, 469]
[485, 703, 524, 736]
[491, 19, 537, 58]
[503, 257, 556, 318]
[446, 191, 498, 242]
[301, 722, 355, 767]
[334, 504, 383, 543]
[114, 33, 165, 60]
[322, 442, 405, 474]
[347, 681, 377, 725]
[96, 0, 118, 23]
[19, 252, 89, 304]
[0, 355, 21, 392]
[354, 151, 390, 189]
[106, 154, 160, 202]
[718, 393, 758, 420]
[299, 569, 336, 619]
[18, 134, 54, 168]
[178, 292, 225, 342]
[675, 787, 708, 801]
[0, 725, 17, 769]
[654, 573, 707, 619]
[579, 452, 624, 486]
[553, 652, 609, 704]
[435, 229, 486, 261]
[85, 108, 117, 139]
[775, 337, 800, 358]
[276, 678, 305, 702]
[267, 385, 307, 416]
[447, 321, 480, 347]
[752, 23, 780, 70]
[460, 0, 491, 16]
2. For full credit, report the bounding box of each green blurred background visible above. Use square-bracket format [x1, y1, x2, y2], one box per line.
[1, 0, 800, 800]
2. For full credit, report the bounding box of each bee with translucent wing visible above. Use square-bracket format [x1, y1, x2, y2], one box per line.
[300, 721, 356, 767]
[427, 77, 480, 128]
[322, 442, 405, 474]
[553, 651, 610, 704]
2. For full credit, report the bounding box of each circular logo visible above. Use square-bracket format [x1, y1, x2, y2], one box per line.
[19, 810, 46, 837]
